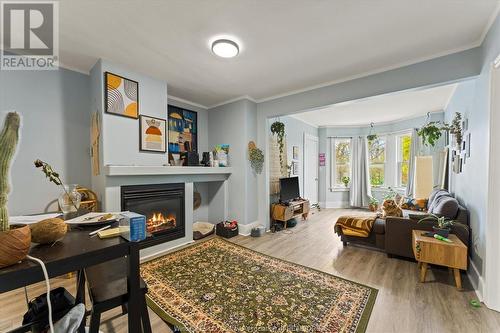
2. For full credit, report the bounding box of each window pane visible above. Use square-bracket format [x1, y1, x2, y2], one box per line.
[336, 164, 350, 185]
[370, 164, 385, 186]
[368, 137, 385, 163]
[400, 135, 411, 162]
[401, 162, 409, 186]
[335, 141, 350, 163]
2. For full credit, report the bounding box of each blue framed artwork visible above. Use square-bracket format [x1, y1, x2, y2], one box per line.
[167, 105, 198, 154]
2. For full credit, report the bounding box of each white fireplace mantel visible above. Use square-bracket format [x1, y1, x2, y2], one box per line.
[104, 165, 233, 177]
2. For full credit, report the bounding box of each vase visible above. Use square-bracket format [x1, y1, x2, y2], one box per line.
[58, 184, 82, 214]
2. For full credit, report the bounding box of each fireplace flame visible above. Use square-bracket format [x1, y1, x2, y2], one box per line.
[147, 212, 176, 233]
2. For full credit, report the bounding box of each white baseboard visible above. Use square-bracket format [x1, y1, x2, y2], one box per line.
[467, 258, 485, 301]
[140, 240, 195, 262]
[238, 220, 262, 236]
[323, 201, 350, 209]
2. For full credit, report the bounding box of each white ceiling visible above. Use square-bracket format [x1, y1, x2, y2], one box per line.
[57, 0, 499, 107]
[291, 84, 458, 127]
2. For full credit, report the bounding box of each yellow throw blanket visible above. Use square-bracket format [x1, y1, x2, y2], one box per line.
[335, 215, 377, 238]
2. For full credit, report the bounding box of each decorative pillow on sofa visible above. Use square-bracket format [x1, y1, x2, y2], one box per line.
[399, 196, 428, 211]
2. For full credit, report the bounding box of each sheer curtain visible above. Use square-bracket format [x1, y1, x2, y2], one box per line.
[350, 136, 372, 207]
[406, 128, 420, 196]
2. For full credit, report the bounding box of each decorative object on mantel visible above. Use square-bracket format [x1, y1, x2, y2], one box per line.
[34, 159, 82, 214]
[214, 144, 229, 167]
[140, 115, 167, 153]
[367, 122, 378, 141]
[0, 112, 31, 268]
[248, 141, 264, 174]
[168, 105, 198, 158]
[90, 112, 100, 176]
[270, 120, 286, 174]
[104, 71, 139, 119]
[76, 186, 98, 212]
[30, 218, 67, 244]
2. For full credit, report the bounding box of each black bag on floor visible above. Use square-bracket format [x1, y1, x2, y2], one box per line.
[22, 287, 76, 332]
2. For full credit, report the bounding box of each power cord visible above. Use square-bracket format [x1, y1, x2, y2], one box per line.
[26, 255, 54, 333]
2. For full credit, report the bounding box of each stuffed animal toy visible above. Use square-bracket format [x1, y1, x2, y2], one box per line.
[381, 199, 403, 218]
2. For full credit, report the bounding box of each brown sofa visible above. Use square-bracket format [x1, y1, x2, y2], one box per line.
[335, 189, 470, 259]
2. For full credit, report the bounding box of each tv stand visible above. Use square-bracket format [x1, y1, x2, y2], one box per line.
[271, 199, 310, 232]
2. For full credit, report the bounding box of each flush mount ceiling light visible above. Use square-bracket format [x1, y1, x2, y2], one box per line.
[211, 39, 239, 58]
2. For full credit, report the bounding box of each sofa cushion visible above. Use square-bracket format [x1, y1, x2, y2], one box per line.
[373, 218, 386, 234]
[427, 188, 442, 207]
[399, 196, 428, 211]
[430, 196, 459, 219]
[427, 190, 451, 212]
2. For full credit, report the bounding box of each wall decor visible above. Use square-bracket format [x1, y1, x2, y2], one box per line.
[140, 115, 166, 152]
[292, 161, 299, 175]
[90, 112, 100, 176]
[104, 72, 139, 119]
[319, 153, 326, 166]
[292, 146, 299, 160]
[168, 105, 197, 155]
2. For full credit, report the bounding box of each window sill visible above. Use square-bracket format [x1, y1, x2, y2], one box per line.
[330, 187, 350, 192]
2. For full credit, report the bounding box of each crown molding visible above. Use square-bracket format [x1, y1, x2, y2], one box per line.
[167, 95, 208, 110]
[207, 95, 256, 109]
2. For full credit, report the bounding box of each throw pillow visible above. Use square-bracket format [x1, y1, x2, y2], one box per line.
[399, 196, 428, 211]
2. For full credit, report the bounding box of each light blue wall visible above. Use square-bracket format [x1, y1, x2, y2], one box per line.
[208, 99, 258, 225]
[0, 68, 91, 215]
[268, 115, 319, 199]
[256, 48, 483, 230]
[319, 113, 445, 207]
[444, 13, 500, 287]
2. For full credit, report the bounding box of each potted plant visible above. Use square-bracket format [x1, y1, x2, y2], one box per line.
[0, 112, 31, 268]
[248, 141, 264, 174]
[341, 176, 350, 187]
[417, 121, 443, 147]
[418, 213, 466, 238]
[368, 196, 379, 212]
[442, 112, 463, 150]
[270, 121, 286, 175]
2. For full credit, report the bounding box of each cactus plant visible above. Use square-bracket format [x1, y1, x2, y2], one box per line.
[0, 112, 20, 232]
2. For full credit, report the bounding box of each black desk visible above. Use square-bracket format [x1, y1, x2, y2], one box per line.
[0, 229, 142, 333]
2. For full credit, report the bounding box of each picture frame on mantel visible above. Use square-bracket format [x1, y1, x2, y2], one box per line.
[167, 105, 198, 157]
[140, 115, 167, 153]
[104, 71, 139, 119]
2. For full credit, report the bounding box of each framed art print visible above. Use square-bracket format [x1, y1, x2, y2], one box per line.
[168, 105, 198, 155]
[140, 115, 166, 152]
[104, 72, 139, 119]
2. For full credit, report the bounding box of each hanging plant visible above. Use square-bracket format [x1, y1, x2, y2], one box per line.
[442, 112, 463, 148]
[270, 121, 286, 172]
[417, 121, 443, 147]
[248, 141, 264, 174]
[367, 122, 378, 141]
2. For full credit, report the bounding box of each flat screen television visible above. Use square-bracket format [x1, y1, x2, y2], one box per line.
[279, 177, 300, 203]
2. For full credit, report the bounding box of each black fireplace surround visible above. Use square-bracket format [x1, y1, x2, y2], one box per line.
[121, 183, 185, 247]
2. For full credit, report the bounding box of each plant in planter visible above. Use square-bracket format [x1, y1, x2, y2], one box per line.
[248, 141, 264, 174]
[34, 159, 81, 213]
[341, 176, 350, 187]
[368, 196, 379, 212]
[417, 121, 443, 147]
[443, 112, 463, 149]
[418, 213, 467, 238]
[270, 121, 286, 175]
[0, 112, 31, 268]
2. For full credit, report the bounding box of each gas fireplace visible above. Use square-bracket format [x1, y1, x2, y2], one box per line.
[121, 183, 185, 244]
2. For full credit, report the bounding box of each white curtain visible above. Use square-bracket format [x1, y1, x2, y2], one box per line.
[406, 128, 420, 196]
[350, 136, 372, 207]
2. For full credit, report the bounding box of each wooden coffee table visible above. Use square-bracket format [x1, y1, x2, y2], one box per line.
[412, 230, 467, 290]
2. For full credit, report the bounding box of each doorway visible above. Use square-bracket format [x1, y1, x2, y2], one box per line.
[303, 133, 319, 204]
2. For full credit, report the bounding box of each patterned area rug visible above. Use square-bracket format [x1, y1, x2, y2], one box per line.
[141, 238, 377, 333]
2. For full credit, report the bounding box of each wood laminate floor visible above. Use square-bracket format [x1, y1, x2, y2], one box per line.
[1, 208, 499, 332]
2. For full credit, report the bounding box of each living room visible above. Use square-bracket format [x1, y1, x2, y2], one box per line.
[1, 1, 500, 333]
